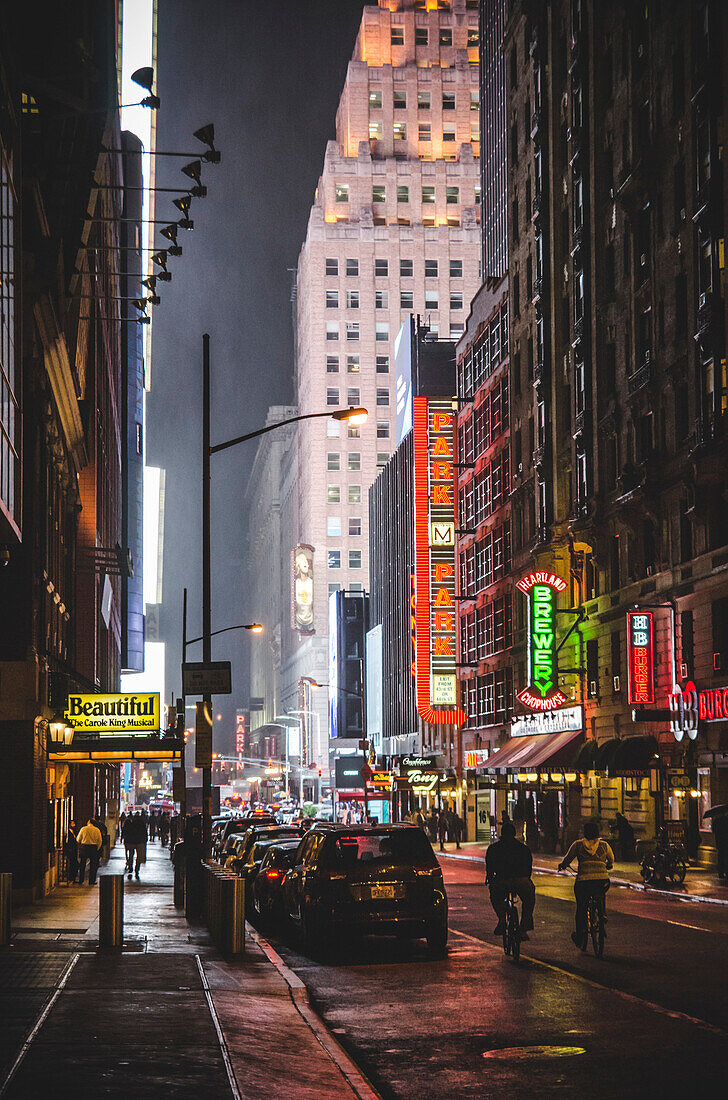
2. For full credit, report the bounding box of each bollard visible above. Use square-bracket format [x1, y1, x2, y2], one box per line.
[0, 873, 11, 946]
[225, 876, 245, 955]
[99, 874, 124, 950]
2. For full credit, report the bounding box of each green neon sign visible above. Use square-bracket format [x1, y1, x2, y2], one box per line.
[516, 570, 568, 712]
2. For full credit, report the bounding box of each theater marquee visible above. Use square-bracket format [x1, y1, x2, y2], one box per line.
[64, 693, 161, 734]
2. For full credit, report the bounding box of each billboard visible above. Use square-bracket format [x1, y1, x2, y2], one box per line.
[329, 590, 367, 740]
[291, 544, 315, 634]
[515, 572, 568, 711]
[394, 316, 415, 445]
[64, 692, 160, 734]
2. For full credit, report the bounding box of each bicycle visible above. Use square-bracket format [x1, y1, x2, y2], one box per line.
[561, 868, 606, 958]
[502, 889, 521, 963]
[640, 841, 687, 887]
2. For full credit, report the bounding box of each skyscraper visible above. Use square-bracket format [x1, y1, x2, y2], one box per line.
[290, 0, 482, 736]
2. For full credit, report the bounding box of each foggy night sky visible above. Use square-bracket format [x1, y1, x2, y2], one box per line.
[147, 0, 364, 746]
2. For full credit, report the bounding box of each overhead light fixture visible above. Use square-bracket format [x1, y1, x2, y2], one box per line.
[181, 160, 203, 187]
[193, 123, 221, 163]
[142, 275, 157, 293]
[332, 406, 368, 425]
[172, 196, 194, 229]
[131, 67, 154, 92]
[133, 298, 149, 312]
[160, 223, 179, 246]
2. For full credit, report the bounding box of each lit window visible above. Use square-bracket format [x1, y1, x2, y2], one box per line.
[347, 426, 360, 438]
[347, 388, 360, 407]
[471, 122, 480, 142]
[348, 452, 361, 471]
[349, 550, 362, 569]
[420, 125, 434, 148]
[372, 184, 386, 204]
[346, 290, 359, 309]
[327, 516, 341, 537]
[397, 185, 410, 203]
[376, 355, 390, 373]
[377, 421, 390, 439]
[376, 388, 390, 406]
[474, 185, 481, 204]
[349, 517, 362, 535]
[391, 26, 404, 46]
[400, 258, 413, 277]
[376, 323, 389, 342]
[328, 583, 341, 596]
[443, 129, 456, 142]
[450, 291, 463, 310]
[470, 91, 479, 111]
[393, 122, 407, 141]
[450, 323, 464, 338]
[375, 258, 389, 277]
[327, 453, 340, 471]
[376, 453, 389, 468]
[446, 186, 460, 204]
[346, 322, 360, 341]
[415, 28, 428, 46]
[422, 185, 435, 203]
[425, 292, 439, 310]
[439, 29, 452, 46]
[393, 91, 407, 110]
[468, 28, 478, 47]
[325, 258, 338, 275]
[376, 290, 389, 309]
[346, 355, 360, 373]
[349, 582, 364, 594]
[328, 485, 341, 503]
[418, 91, 431, 110]
[346, 258, 358, 276]
[326, 388, 339, 406]
[326, 355, 339, 373]
[335, 184, 349, 203]
[369, 120, 383, 141]
[442, 93, 456, 111]
[326, 290, 339, 308]
[450, 259, 463, 278]
[425, 259, 438, 278]
[401, 290, 414, 309]
[326, 322, 339, 341]
[348, 486, 361, 503]
[327, 419, 340, 438]
[328, 550, 341, 569]
[369, 90, 382, 109]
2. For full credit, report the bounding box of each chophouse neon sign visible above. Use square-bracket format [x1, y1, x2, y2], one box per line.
[413, 396, 466, 726]
[627, 611, 655, 705]
[516, 572, 568, 712]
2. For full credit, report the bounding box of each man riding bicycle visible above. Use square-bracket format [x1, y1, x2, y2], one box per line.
[558, 821, 614, 949]
[485, 820, 535, 940]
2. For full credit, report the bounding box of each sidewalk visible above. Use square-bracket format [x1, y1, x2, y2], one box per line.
[437, 841, 728, 906]
[1, 839, 375, 1098]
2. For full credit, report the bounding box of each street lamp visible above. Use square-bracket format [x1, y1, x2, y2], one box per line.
[198, 333, 368, 855]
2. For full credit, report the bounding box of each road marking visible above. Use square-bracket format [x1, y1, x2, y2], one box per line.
[195, 955, 242, 1100]
[449, 928, 728, 1038]
[0, 952, 80, 1097]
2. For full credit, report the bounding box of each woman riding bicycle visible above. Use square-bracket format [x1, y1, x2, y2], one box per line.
[558, 821, 614, 949]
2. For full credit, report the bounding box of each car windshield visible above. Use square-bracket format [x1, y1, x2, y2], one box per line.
[330, 830, 436, 868]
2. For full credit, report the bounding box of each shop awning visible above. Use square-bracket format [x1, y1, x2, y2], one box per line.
[597, 735, 659, 775]
[483, 729, 583, 772]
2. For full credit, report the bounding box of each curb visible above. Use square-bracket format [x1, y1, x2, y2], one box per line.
[246, 926, 381, 1100]
[437, 850, 728, 908]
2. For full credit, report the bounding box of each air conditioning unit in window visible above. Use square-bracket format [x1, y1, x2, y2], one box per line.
[589, 680, 598, 697]
[714, 652, 722, 671]
[613, 675, 621, 692]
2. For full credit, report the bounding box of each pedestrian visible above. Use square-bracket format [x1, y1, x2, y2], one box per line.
[427, 809, 438, 842]
[122, 813, 135, 874]
[126, 812, 148, 880]
[452, 810, 464, 849]
[93, 814, 109, 862]
[160, 812, 170, 848]
[712, 811, 728, 880]
[614, 812, 636, 862]
[438, 808, 448, 852]
[76, 818, 103, 885]
[64, 821, 78, 884]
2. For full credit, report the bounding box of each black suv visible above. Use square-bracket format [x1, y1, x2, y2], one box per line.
[283, 824, 447, 957]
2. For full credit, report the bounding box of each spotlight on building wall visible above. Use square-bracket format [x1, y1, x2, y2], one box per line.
[160, 223, 180, 248]
[193, 124, 221, 163]
[131, 66, 160, 109]
[173, 196, 194, 229]
[181, 160, 203, 187]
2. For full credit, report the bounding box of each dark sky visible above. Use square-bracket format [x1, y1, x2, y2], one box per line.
[147, 0, 364, 745]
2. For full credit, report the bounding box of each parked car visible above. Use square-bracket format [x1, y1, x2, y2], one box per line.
[214, 814, 277, 858]
[231, 824, 306, 870]
[251, 840, 302, 925]
[219, 833, 249, 866]
[282, 823, 448, 957]
[230, 825, 306, 906]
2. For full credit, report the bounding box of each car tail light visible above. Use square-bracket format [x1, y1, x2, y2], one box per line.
[326, 870, 347, 881]
[265, 869, 280, 879]
[413, 867, 441, 877]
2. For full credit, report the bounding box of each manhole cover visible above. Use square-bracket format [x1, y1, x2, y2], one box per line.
[483, 1045, 586, 1061]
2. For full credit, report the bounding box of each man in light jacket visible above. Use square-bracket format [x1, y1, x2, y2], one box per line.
[76, 818, 103, 885]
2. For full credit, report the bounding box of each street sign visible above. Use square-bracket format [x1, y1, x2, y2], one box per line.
[182, 661, 232, 696]
[195, 701, 213, 768]
[667, 770, 690, 789]
[360, 762, 373, 782]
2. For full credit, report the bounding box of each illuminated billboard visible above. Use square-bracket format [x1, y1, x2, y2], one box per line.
[394, 317, 415, 445]
[291, 544, 315, 634]
[627, 611, 655, 705]
[64, 693, 161, 734]
[516, 572, 568, 712]
[412, 396, 466, 726]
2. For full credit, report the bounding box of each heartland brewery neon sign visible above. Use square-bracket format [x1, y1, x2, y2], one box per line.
[516, 572, 568, 711]
[64, 693, 161, 734]
[413, 396, 466, 726]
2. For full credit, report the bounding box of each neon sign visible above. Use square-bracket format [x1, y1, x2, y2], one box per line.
[670, 680, 728, 740]
[627, 611, 655, 705]
[516, 572, 568, 712]
[235, 711, 246, 770]
[413, 397, 466, 726]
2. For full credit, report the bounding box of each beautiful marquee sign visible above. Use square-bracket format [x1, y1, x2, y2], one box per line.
[516, 572, 568, 712]
[627, 611, 655, 705]
[64, 693, 161, 734]
[413, 397, 466, 726]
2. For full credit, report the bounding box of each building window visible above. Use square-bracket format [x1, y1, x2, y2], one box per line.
[393, 122, 407, 141]
[326, 323, 339, 341]
[397, 185, 410, 204]
[450, 292, 463, 310]
[326, 290, 339, 308]
[348, 452, 361, 471]
[369, 89, 382, 109]
[327, 453, 340, 471]
[375, 258, 388, 277]
[425, 259, 438, 278]
[446, 186, 460, 205]
[327, 516, 341, 537]
[328, 550, 341, 569]
[425, 291, 439, 310]
[346, 290, 359, 309]
[346, 322, 359, 341]
[376, 323, 389, 341]
[348, 486, 361, 503]
[335, 184, 349, 203]
[470, 90, 479, 112]
[450, 259, 463, 278]
[346, 355, 360, 374]
[376, 452, 389, 468]
[419, 124, 432, 142]
[400, 258, 413, 277]
[347, 388, 360, 407]
[344, 258, 358, 277]
[325, 258, 338, 275]
[376, 290, 388, 309]
[326, 388, 339, 406]
[369, 121, 383, 141]
[415, 28, 428, 46]
[326, 355, 339, 373]
[348, 426, 360, 439]
[376, 388, 390, 406]
[443, 129, 456, 143]
[422, 185, 435, 204]
[327, 420, 340, 438]
[327, 485, 341, 503]
[400, 291, 414, 309]
[391, 26, 404, 46]
[377, 421, 390, 438]
[376, 355, 389, 373]
[372, 184, 385, 204]
[439, 29, 452, 46]
[328, 583, 341, 596]
[393, 91, 407, 110]
[349, 517, 362, 536]
[450, 323, 464, 339]
[442, 93, 456, 111]
[349, 550, 362, 569]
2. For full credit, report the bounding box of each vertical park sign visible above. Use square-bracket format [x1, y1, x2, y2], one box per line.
[516, 571, 568, 711]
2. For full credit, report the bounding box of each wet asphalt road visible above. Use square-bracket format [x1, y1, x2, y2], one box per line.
[260, 856, 728, 1099]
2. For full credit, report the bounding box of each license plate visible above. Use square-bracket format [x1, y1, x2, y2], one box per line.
[369, 884, 401, 900]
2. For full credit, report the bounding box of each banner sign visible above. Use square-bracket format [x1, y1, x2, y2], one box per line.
[670, 680, 728, 740]
[412, 397, 466, 727]
[65, 693, 160, 735]
[627, 611, 655, 705]
[292, 544, 315, 635]
[515, 572, 568, 711]
[511, 705, 583, 737]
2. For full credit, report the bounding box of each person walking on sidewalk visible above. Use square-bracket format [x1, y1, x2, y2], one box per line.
[76, 818, 103, 885]
[64, 821, 78, 884]
[452, 810, 464, 850]
[126, 812, 148, 880]
[159, 812, 170, 848]
[122, 814, 136, 874]
[438, 809, 449, 852]
[614, 812, 636, 862]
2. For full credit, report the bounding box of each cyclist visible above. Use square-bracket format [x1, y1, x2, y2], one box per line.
[558, 821, 614, 949]
[485, 820, 535, 940]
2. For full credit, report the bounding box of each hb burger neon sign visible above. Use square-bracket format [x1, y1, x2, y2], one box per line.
[516, 572, 568, 711]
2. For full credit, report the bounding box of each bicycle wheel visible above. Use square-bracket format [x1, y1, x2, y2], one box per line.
[588, 897, 605, 958]
[509, 909, 520, 963]
[672, 858, 687, 884]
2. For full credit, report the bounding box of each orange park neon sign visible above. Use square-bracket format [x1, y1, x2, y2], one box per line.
[516, 572, 568, 711]
[413, 397, 466, 726]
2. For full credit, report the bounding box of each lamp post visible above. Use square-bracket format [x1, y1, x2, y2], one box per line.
[200, 334, 368, 855]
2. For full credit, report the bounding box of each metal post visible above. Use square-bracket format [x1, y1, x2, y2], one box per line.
[202, 334, 212, 858]
[285, 725, 289, 798]
[180, 588, 188, 820]
[0, 873, 11, 946]
[98, 874, 124, 950]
